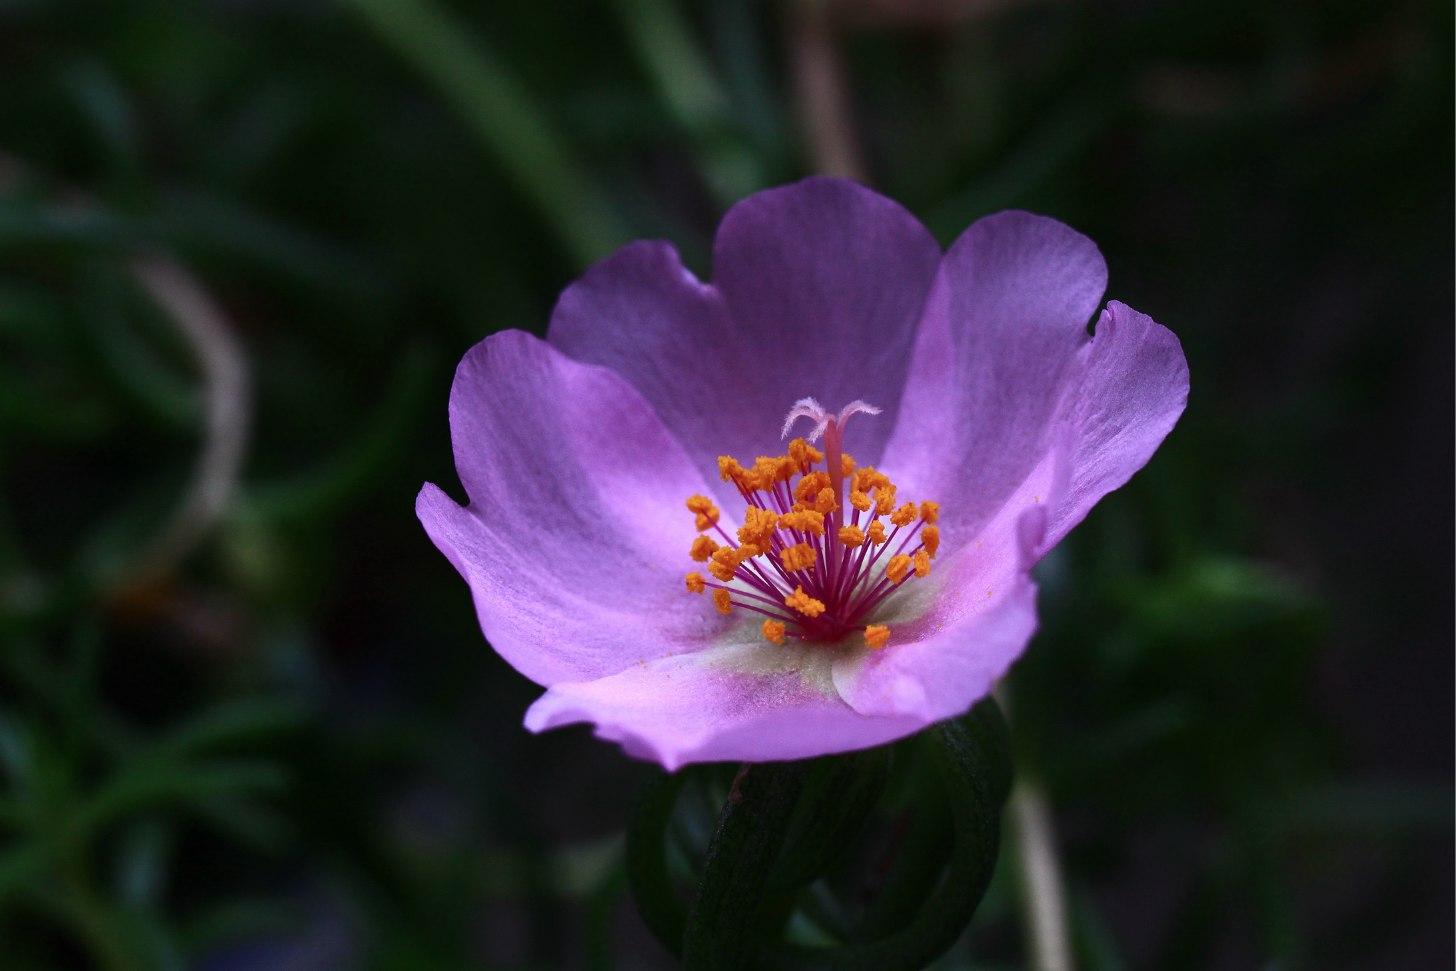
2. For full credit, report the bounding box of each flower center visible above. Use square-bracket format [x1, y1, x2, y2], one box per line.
[681, 398, 940, 650]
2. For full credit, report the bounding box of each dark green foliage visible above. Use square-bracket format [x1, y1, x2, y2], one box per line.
[1, 0, 1450, 967]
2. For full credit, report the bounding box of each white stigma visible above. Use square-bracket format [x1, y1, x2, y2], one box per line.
[781, 397, 882, 442]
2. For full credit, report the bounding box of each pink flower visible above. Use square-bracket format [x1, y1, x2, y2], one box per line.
[417, 177, 1188, 770]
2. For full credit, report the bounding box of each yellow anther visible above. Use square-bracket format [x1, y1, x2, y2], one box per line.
[718, 456, 750, 487]
[852, 467, 889, 493]
[752, 455, 795, 487]
[780, 508, 825, 536]
[849, 490, 872, 512]
[690, 535, 719, 562]
[688, 494, 721, 532]
[780, 543, 816, 572]
[886, 554, 911, 584]
[787, 437, 823, 469]
[713, 589, 733, 615]
[784, 586, 826, 618]
[762, 619, 786, 645]
[864, 624, 891, 649]
[913, 549, 931, 578]
[920, 501, 940, 524]
[838, 525, 865, 547]
[794, 471, 830, 502]
[890, 502, 917, 527]
[709, 546, 741, 581]
[685, 572, 706, 594]
[921, 525, 940, 558]
[866, 520, 887, 544]
[812, 488, 838, 515]
[737, 507, 779, 548]
[840, 453, 857, 476]
[874, 485, 898, 517]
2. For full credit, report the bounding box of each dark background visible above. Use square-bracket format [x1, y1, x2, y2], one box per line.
[2, 1, 1451, 968]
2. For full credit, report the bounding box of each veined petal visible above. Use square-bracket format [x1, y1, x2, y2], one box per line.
[881, 210, 1107, 553]
[417, 330, 724, 686]
[525, 639, 924, 770]
[548, 178, 940, 494]
[1044, 301, 1189, 548]
[881, 212, 1185, 567]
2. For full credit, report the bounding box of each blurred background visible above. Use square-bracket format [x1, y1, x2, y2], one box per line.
[2, 0, 1451, 968]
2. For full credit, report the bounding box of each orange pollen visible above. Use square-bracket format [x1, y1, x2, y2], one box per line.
[689, 535, 719, 562]
[864, 625, 891, 649]
[866, 521, 887, 544]
[794, 471, 830, 502]
[890, 502, 917, 527]
[921, 525, 940, 558]
[886, 554, 911, 584]
[920, 501, 940, 524]
[784, 586, 827, 618]
[837, 524, 865, 547]
[787, 437, 824, 470]
[713, 589, 733, 614]
[762, 619, 786, 645]
[685, 572, 706, 594]
[780, 543, 816, 572]
[913, 549, 931, 578]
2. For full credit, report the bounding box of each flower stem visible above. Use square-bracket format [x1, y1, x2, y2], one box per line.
[997, 685, 1073, 971]
[789, 0, 867, 181]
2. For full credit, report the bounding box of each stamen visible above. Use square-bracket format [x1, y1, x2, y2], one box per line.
[922, 525, 940, 558]
[886, 554, 911, 585]
[780, 543, 816, 572]
[785, 586, 827, 618]
[689, 535, 719, 562]
[682, 399, 940, 646]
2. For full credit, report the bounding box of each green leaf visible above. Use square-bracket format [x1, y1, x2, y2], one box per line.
[682, 762, 810, 969]
[343, 0, 627, 264]
[773, 699, 1013, 971]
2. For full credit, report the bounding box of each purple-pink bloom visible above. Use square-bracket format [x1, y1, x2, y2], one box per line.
[417, 177, 1188, 770]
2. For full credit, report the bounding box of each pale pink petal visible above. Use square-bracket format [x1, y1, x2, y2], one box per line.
[548, 178, 940, 498]
[1044, 300, 1189, 548]
[881, 210, 1107, 554]
[525, 638, 923, 770]
[417, 330, 726, 685]
[831, 448, 1062, 721]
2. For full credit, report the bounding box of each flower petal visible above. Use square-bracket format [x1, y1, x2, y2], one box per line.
[548, 178, 940, 495]
[525, 637, 924, 770]
[831, 449, 1059, 721]
[417, 330, 724, 686]
[881, 210, 1108, 552]
[1043, 300, 1189, 548]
